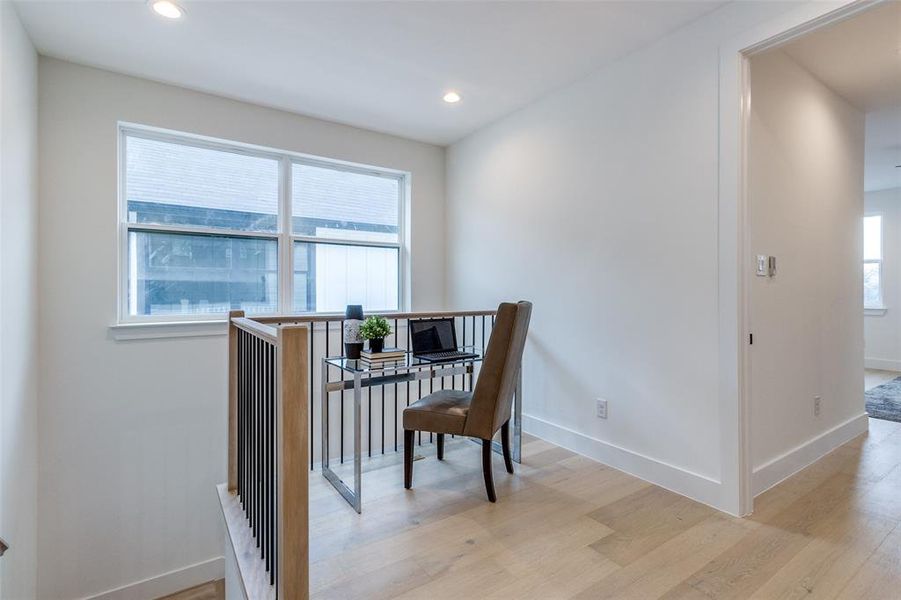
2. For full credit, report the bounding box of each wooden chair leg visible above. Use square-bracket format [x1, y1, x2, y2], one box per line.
[482, 439, 497, 503]
[437, 433, 445, 460]
[404, 430, 414, 489]
[501, 420, 514, 474]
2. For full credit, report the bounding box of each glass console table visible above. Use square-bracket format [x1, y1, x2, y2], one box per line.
[320, 350, 522, 513]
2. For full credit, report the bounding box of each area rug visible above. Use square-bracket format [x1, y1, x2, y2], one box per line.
[865, 377, 901, 423]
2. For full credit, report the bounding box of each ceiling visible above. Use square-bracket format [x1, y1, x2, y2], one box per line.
[779, 1, 901, 192]
[781, 1, 901, 114]
[14, 0, 725, 145]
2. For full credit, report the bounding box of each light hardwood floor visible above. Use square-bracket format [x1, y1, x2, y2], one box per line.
[160, 579, 224, 600]
[167, 420, 901, 599]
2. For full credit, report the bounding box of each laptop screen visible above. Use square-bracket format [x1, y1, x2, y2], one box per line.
[410, 319, 456, 354]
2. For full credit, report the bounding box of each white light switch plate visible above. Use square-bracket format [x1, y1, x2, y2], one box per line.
[757, 255, 768, 276]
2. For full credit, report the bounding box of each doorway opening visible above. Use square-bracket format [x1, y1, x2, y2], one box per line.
[745, 0, 901, 503]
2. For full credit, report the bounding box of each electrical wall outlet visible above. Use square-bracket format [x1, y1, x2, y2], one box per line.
[814, 396, 821, 417]
[596, 398, 608, 419]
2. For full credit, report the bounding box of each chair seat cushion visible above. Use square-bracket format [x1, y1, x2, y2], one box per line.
[403, 390, 472, 435]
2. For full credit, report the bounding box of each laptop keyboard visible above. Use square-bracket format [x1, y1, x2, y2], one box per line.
[418, 350, 474, 361]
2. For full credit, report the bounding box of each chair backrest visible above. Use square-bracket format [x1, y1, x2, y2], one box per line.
[463, 301, 532, 440]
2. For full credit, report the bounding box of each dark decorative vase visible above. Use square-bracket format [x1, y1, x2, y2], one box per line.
[344, 305, 364, 359]
[369, 338, 385, 353]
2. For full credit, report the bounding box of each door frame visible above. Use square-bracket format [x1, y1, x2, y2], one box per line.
[717, 0, 883, 516]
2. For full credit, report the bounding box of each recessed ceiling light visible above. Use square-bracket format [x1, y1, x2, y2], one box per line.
[150, 0, 184, 19]
[443, 91, 462, 104]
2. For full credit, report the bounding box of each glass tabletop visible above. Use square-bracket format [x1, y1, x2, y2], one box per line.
[325, 347, 482, 374]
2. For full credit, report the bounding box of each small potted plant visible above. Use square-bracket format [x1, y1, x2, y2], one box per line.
[360, 315, 392, 353]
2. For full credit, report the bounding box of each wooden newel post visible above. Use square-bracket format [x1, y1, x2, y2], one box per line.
[228, 309, 244, 492]
[277, 325, 310, 599]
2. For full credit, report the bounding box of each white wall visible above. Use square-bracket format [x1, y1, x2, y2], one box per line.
[864, 187, 901, 371]
[37, 58, 446, 599]
[747, 50, 866, 495]
[0, 3, 39, 598]
[445, 1, 812, 512]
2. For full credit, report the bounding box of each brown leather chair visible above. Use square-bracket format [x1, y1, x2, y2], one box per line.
[403, 301, 532, 502]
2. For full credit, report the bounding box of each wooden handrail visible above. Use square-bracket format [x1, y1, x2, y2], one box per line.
[232, 316, 279, 344]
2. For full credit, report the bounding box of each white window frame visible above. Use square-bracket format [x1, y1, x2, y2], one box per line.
[864, 212, 885, 313]
[117, 122, 410, 324]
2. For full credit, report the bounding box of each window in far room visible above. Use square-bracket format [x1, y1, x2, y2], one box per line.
[864, 214, 883, 310]
[120, 126, 406, 321]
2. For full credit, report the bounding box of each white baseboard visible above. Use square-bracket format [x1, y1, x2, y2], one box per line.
[86, 556, 224, 600]
[522, 414, 725, 512]
[864, 357, 901, 372]
[751, 412, 869, 497]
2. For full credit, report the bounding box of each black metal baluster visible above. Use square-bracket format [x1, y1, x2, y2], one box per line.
[245, 331, 250, 513]
[269, 343, 276, 578]
[254, 336, 259, 551]
[249, 332, 254, 526]
[463, 315, 476, 392]
[238, 331, 243, 505]
[419, 371, 424, 446]
[262, 341, 267, 569]
[245, 331, 250, 514]
[429, 365, 434, 443]
[391, 318, 398, 453]
[257, 336, 262, 547]
[461, 316, 466, 390]
[258, 336, 263, 548]
[380, 371, 385, 455]
[262, 340, 268, 562]
[240, 330, 246, 509]
[255, 336, 260, 545]
[480, 316, 486, 392]
[310, 324, 314, 470]
[272, 342, 278, 587]
[405, 319, 410, 452]
[267, 340, 273, 562]
[250, 335, 255, 531]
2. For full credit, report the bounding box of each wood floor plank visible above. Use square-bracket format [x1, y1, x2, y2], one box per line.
[175, 419, 901, 600]
[835, 524, 901, 600]
[747, 503, 896, 599]
[158, 579, 224, 600]
[659, 470, 868, 600]
[575, 514, 750, 600]
[588, 486, 716, 567]
[485, 546, 619, 599]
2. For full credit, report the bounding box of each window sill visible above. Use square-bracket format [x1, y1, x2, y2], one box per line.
[865, 307, 888, 317]
[109, 320, 228, 341]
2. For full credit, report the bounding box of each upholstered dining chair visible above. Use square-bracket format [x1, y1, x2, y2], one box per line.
[403, 301, 532, 502]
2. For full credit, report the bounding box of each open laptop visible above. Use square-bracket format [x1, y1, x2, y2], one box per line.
[410, 318, 479, 362]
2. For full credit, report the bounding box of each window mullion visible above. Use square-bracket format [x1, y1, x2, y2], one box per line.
[289, 234, 400, 250]
[279, 156, 293, 315]
[126, 222, 279, 240]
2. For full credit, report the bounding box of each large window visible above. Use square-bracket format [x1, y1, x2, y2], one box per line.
[120, 126, 406, 321]
[864, 214, 883, 310]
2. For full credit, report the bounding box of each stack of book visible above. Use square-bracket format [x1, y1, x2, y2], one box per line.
[360, 347, 406, 366]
